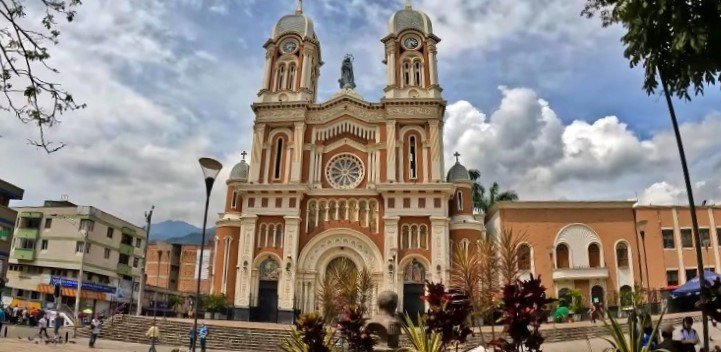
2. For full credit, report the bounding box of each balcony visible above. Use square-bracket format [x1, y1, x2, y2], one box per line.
[15, 228, 39, 239]
[121, 227, 136, 236]
[119, 243, 134, 256]
[12, 247, 35, 261]
[552, 266, 609, 281]
[117, 263, 132, 276]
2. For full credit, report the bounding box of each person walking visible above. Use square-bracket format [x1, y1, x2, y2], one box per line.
[53, 311, 64, 336]
[0, 305, 5, 335]
[188, 326, 196, 352]
[656, 323, 685, 352]
[198, 323, 209, 352]
[145, 319, 160, 352]
[680, 316, 700, 352]
[37, 315, 49, 340]
[89, 315, 102, 348]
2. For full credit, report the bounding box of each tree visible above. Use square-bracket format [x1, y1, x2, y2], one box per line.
[317, 257, 374, 322]
[468, 169, 519, 214]
[498, 229, 528, 287]
[582, 1, 721, 350]
[478, 234, 501, 340]
[201, 293, 227, 314]
[1, 0, 85, 152]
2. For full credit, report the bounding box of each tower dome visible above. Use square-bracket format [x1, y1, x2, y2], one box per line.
[229, 152, 250, 182]
[446, 152, 471, 182]
[388, 0, 433, 35]
[271, 2, 316, 40]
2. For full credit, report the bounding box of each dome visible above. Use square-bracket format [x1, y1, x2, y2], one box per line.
[388, 3, 433, 35]
[446, 157, 470, 182]
[229, 159, 249, 182]
[272, 12, 316, 40]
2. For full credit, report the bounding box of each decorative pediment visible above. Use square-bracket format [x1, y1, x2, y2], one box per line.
[314, 118, 377, 142]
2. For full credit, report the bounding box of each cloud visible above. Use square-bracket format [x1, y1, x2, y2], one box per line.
[443, 87, 721, 203]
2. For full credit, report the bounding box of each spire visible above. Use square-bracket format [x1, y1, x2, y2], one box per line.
[405, 0, 412, 9]
[296, 0, 303, 14]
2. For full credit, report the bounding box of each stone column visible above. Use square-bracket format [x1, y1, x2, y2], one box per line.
[277, 216, 301, 323]
[291, 122, 305, 183]
[300, 48, 311, 89]
[211, 237, 220, 295]
[386, 121, 397, 182]
[261, 47, 274, 91]
[250, 124, 266, 183]
[428, 120, 442, 181]
[383, 216, 400, 291]
[672, 208, 686, 283]
[427, 42, 439, 86]
[233, 215, 257, 320]
[386, 42, 396, 87]
[430, 217, 450, 283]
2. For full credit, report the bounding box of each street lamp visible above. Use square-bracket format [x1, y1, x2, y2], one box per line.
[74, 228, 88, 323]
[192, 157, 222, 352]
[154, 250, 162, 318]
[637, 220, 650, 292]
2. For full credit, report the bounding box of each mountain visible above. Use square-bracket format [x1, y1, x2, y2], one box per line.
[164, 227, 217, 245]
[149, 220, 201, 242]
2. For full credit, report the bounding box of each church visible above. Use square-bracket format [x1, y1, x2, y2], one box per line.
[209, 1, 484, 323]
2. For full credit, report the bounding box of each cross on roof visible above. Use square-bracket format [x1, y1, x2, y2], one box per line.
[454, 151, 461, 163]
[405, 0, 412, 9]
[241, 151, 248, 160]
[296, 0, 303, 14]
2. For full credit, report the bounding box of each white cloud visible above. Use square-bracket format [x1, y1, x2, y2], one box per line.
[443, 87, 721, 203]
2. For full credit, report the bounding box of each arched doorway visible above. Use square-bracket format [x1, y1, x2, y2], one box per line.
[254, 258, 280, 322]
[403, 260, 426, 322]
[591, 285, 605, 306]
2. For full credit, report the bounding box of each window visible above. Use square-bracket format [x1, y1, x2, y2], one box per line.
[419, 225, 428, 249]
[231, 191, 238, 209]
[121, 234, 133, 246]
[276, 64, 285, 91]
[681, 229, 693, 248]
[274, 224, 283, 247]
[80, 219, 95, 232]
[119, 254, 130, 265]
[408, 135, 417, 179]
[44, 218, 52, 229]
[104, 248, 111, 259]
[17, 238, 35, 249]
[286, 63, 296, 90]
[85, 243, 91, 254]
[686, 268, 698, 280]
[518, 244, 531, 270]
[106, 228, 114, 239]
[133, 257, 139, 268]
[588, 243, 601, 268]
[41, 239, 48, 250]
[75, 241, 84, 253]
[403, 61, 411, 86]
[413, 61, 422, 86]
[30, 291, 40, 300]
[274, 138, 284, 180]
[700, 228, 710, 247]
[457, 191, 463, 211]
[616, 243, 629, 268]
[401, 225, 409, 249]
[662, 229, 675, 249]
[556, 243, 570, 269]
[717, 228, 721, 246]
[135, 238, 142, 248]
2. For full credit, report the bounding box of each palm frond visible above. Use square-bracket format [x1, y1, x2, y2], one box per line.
[498, 228, 528, 286]
[401, 313, 443, 352]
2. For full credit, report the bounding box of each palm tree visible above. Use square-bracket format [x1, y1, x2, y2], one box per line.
[468, 169, 519, 214]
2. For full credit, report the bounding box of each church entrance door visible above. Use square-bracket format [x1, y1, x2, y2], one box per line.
[253, 258, 280, 322]
[403, 260, 426, 322]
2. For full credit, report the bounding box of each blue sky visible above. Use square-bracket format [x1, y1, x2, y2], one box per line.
[2, 0, 719, 226]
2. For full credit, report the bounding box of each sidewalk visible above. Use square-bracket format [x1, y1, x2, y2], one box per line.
[0, 336, 243, 352]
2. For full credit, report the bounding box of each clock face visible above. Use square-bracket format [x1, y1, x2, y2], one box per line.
[403, 37, 419, 50]
[281, 41, 297, 54]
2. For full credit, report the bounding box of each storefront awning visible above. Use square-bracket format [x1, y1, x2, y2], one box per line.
[37, 284, 108, 301]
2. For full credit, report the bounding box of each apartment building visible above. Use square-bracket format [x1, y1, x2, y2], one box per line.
[145, 242, 212, 295]
[6, 200, 146, 314]
[0, 178, 23, 285]
[178, 244, 212, 294]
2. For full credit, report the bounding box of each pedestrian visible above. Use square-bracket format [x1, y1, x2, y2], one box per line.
[656, 323, 685, 352]
[0, 305, 5, 334]
[198, 323, 208, 352]
[53, 311, 64, 336]
[680, 316, 700, 352]
[589, 304, 597, 324]
[188, 326, 196, 352]
[145, 319, 160, 352]
[89, 315, 102, 348]
[37, 315, 49, 339]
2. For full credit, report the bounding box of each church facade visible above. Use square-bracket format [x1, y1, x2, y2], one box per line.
[210, 2, 483, 322]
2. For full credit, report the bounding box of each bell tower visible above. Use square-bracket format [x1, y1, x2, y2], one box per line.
[381, 0, 442, 99]
[257, 0, 322, 103]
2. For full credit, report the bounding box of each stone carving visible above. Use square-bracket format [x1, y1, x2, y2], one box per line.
[256, 109, 306, 120]
[403, 260, 426, 283]
[386, 106, 438, 117]
[308, 103, 384, 123]
[259, 258, 281, 281]
[365, 291, 401, 350]
[300, 234, 380, 271]
[339, 54, 356, 89]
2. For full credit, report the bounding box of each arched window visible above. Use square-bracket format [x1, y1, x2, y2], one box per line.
[410, 225, 419, 249]
[349, 201, 358, 222]
[619, 285, 633, 307]
[419, 225, 428, 249]
[359, 201, 368, 227]
[588, 243, 601, 268]
[457, 191, 463, 211]
[518, 244, 531, 270]
[339, 201, 347, 221]
[329, 201, 337, 221]
[307, 201, 317, 232]
[413, 61, 422, 86]
[459, 239, 470, 255]
[257, 224, 266, 247]
[616, 242, 629, 268]
[369, 201, 378, 232]
[401, 225, 410, 249]
[408, 135, 417, 179]
[275, 224, 283, 247]
[275, 64, 286, 91]
[556, 243, 570, 269]
[286, 63, 296, 90]
[231, 191, 238, 209]
[221, 236, 231, 291]
[403, 61, 411, 86]
[273, 138, 284, 180]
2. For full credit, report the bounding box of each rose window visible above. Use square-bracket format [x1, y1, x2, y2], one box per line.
[326, 154, 365, 189]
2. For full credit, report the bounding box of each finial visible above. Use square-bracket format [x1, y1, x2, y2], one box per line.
[405, 0, 412, 9]
[296, 0, 303, 14]
[241, 151, 248, 161]
[454, 151, 461, 163]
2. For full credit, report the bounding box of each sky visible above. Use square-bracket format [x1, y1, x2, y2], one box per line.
[1, 0, 720, 227]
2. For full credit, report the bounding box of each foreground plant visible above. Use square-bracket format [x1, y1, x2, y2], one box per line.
[281, 311, 334, 352]
[423, 282, 473, 350]
[602, 308, 665, 352]
[402, 313, 443, 352]
[335, 306, 374, 352]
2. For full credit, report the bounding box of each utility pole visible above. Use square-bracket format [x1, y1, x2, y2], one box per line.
[136, 205, 154, 316]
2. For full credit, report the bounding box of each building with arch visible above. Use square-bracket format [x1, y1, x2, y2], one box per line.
[210, 1, 483, 323]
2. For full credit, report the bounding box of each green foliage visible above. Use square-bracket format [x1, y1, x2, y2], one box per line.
[201, 293, 227, 313]
[602, 308, 665, 352]
[167, 295, 183, 309]
[401, 313, 443, 352]
[468, 170, 519, 215]
[335, 306, 374, 352]
[281, 312, 335, 352]
[568, 289, 584, 314]
[0, 0, 86, 152]
[498, 228, 528, 286]
[317, 258, 374, 322]
[582, 0, 721, 100]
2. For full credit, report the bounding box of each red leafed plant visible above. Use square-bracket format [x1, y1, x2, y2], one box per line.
[335, 305, 375, 352]
[490, 275, 555, 352]
[422, 281, 473, 350]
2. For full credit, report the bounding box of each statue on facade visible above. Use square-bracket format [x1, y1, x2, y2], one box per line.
[338, 54, 356, 90]
[365, 291, 401, 350]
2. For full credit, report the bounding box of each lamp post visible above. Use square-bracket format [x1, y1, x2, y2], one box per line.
[137, 205, 154, 316]
[192, 157, 222, 352]
[74, 229, 88, 324]
[637, 220, 650, 292]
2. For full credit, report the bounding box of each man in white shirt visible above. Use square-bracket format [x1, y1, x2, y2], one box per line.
[680, 316, 699, 352]
[89, 315, 102, 348]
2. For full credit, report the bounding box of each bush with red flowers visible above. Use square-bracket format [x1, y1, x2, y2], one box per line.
[335, 305, 375, 352]
[422, 281, 473, 350]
